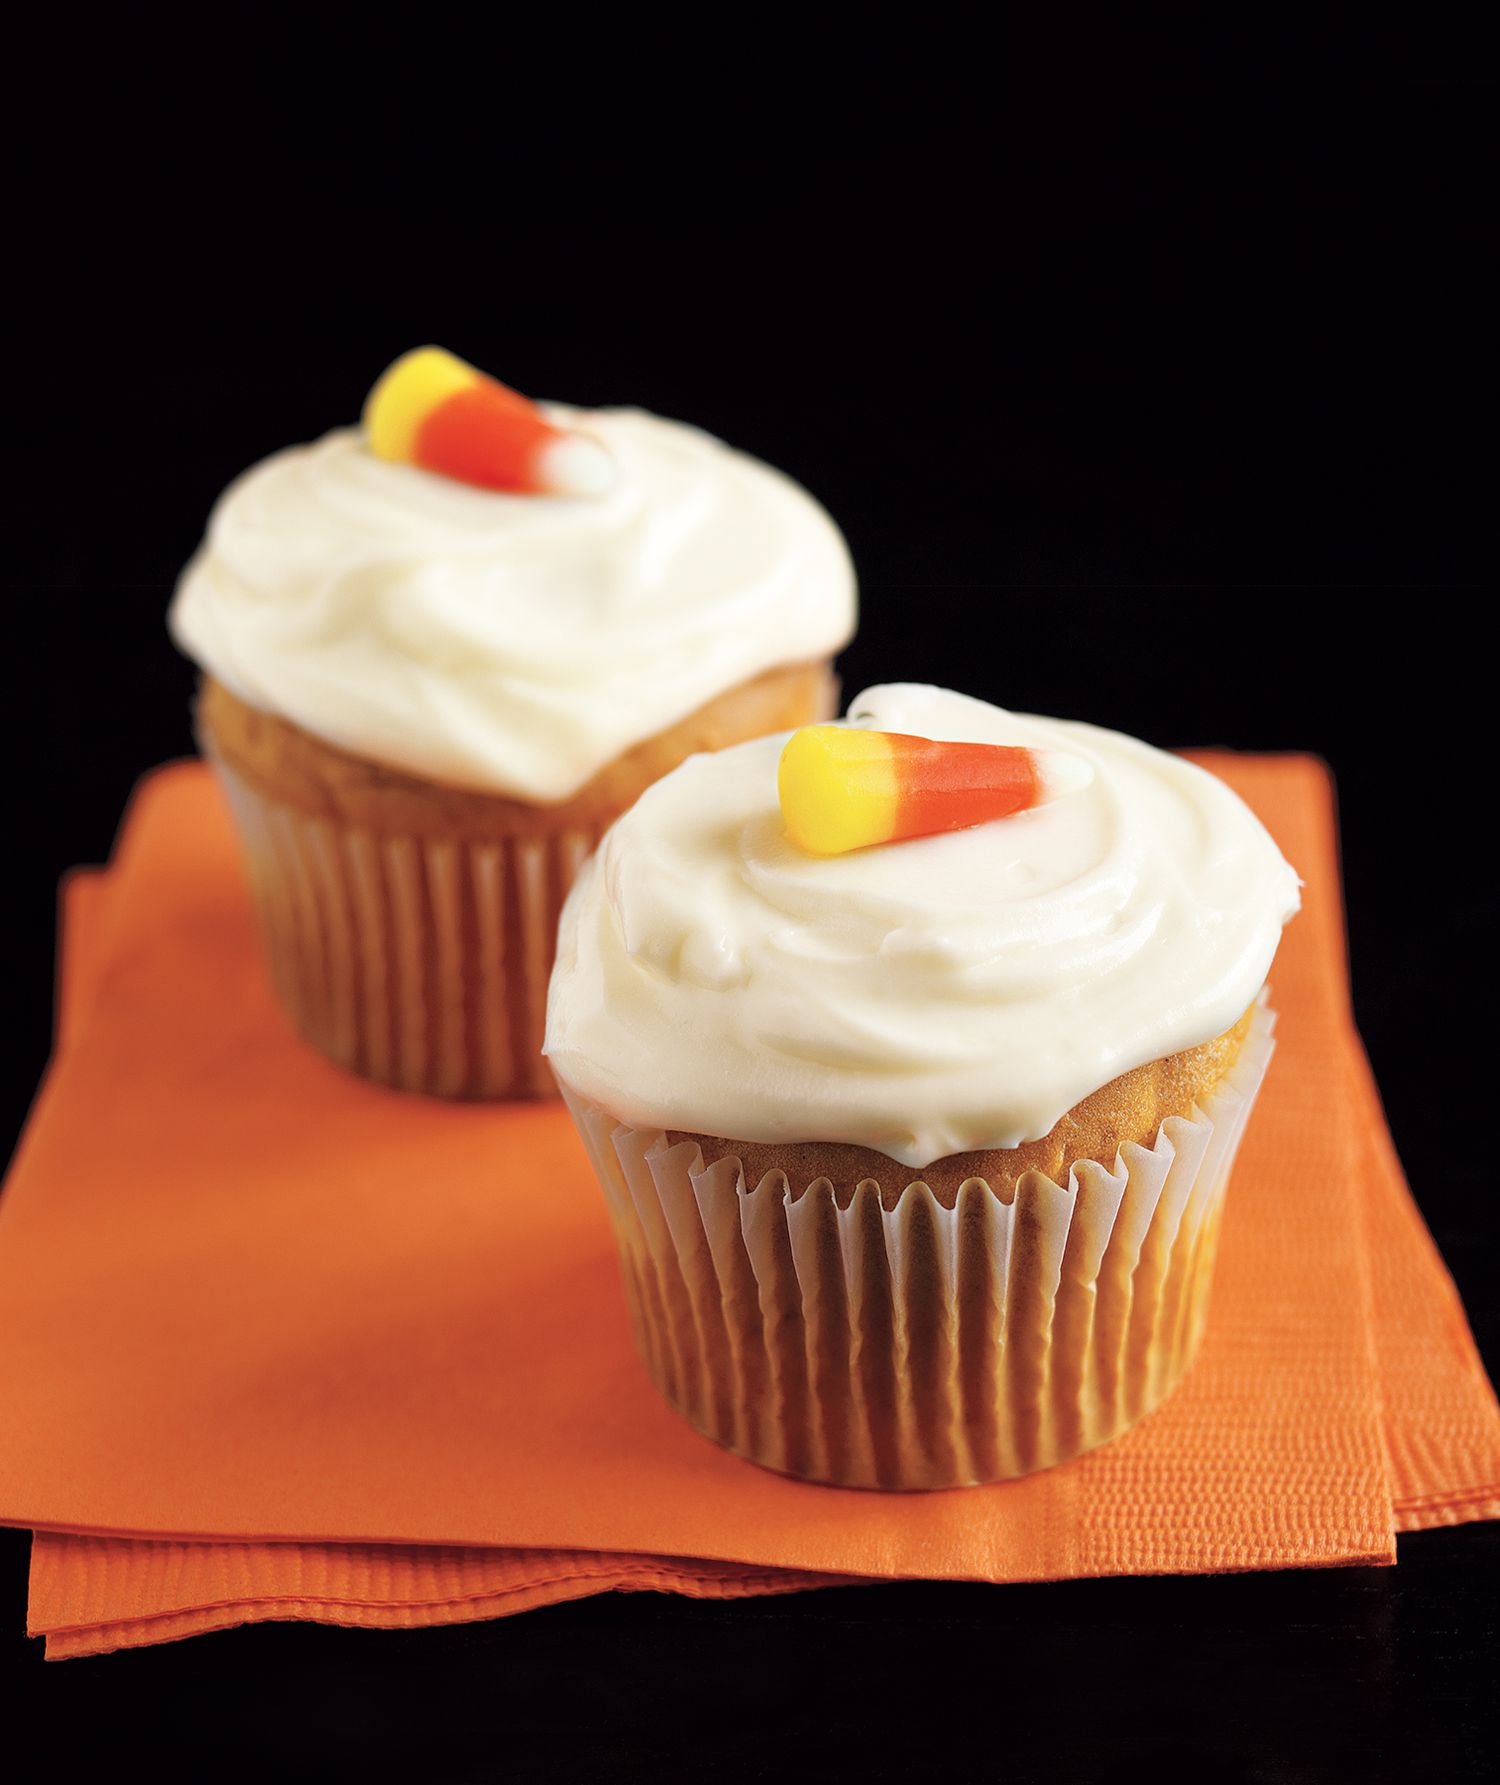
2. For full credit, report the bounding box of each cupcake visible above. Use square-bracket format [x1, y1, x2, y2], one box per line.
[169, 349, 856, 1098]
[546, 684, 1300, 1489]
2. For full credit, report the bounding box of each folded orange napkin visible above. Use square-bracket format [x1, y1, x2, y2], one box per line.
[4, 758, 1497, 1659]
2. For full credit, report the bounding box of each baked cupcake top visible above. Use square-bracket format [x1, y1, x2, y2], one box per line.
[545, 684, 1301, 1166]
[169, 394, 855, 803]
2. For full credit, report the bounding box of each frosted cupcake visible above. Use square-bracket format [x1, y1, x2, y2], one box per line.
[169, 349, 856, 1098]
[547, 685, 1300, 1489]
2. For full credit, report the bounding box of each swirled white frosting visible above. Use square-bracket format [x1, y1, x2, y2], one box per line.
[169, 408, 856, 802]
[545, 684, 1301, 1166]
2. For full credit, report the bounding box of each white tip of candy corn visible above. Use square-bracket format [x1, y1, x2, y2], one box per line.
[1035, 748, 1095, 802]
[538, 432, 617, 498]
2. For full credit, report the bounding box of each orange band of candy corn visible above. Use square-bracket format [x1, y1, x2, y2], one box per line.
[778, 726, 1090, 855]
[363, 347, 614, 496]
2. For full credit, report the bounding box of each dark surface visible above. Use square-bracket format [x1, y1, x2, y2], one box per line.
[3, 49, 1495, 1784]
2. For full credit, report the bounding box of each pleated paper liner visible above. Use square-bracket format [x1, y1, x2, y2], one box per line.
[200, 663, 843, 1102]
[210, 753, 603, 1100]
[560, 1001, 1275, 1490]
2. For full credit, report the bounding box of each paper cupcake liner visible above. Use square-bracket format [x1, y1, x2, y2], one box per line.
[211, 756, 605, 1099]
[560, 1000, 1276, 1488]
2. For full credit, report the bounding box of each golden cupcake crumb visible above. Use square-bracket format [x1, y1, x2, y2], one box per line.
[668, 1006, 1255, 1208]
[199, 662, 838, 842]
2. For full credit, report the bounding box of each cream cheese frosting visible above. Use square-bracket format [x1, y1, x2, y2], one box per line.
[169, 406, 856, 803]
[545, 684, 1301, 1166]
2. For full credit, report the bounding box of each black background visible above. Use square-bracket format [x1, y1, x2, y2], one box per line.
[3, 38, 1495, 1784]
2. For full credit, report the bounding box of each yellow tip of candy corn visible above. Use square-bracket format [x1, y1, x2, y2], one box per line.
[778, 727, 898, 856]
[363, 346, 480, 461]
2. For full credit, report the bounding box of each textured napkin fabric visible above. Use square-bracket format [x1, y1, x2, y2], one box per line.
[3, 759, 1498, 1659]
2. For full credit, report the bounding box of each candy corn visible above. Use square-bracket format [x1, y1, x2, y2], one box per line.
[363, 347, 615, 497]
[778, 726, 1093, 856]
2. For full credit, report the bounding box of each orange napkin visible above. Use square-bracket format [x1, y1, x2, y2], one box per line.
[4, 759, 1498, 1660]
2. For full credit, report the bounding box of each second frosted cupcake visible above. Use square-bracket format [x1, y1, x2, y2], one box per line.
[170, 349, 855, 1097]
